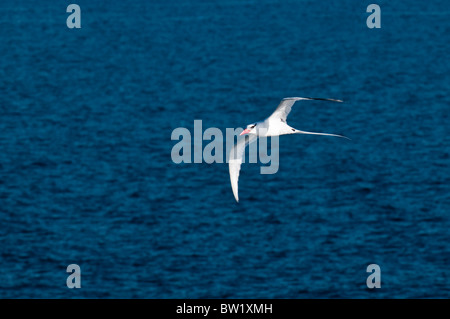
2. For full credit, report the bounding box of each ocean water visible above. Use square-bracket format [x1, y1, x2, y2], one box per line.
[0, 0, 449, 298]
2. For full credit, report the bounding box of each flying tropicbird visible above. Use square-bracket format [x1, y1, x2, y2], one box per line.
[228, 97, 349, 202]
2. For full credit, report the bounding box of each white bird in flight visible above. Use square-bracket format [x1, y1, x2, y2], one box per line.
[228, 97, 349, 202]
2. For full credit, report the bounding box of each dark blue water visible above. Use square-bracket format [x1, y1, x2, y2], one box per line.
[1, 0, 449, 298]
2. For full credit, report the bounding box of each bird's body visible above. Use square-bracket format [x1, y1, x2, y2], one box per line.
[228, 97, 349, 202]
[257, 119, 301, 136]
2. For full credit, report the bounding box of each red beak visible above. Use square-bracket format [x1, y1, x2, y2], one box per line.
[240, 128, 251, 136]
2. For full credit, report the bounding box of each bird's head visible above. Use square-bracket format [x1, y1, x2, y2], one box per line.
[240, 123, 257, 135]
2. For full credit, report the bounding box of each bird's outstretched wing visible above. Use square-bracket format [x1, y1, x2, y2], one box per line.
[228, 134, 258, 202]
[268, 97, 343, 122]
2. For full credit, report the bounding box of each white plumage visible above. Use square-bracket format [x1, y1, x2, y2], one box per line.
[228, 97, 349, 202]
